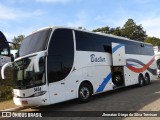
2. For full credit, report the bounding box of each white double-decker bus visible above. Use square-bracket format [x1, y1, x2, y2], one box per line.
[1, 26, 157, 106]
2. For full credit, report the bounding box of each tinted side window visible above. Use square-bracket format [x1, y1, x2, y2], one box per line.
[125, 43, 139, 54]
[75, 31, 95, 51]
[93, 34, 112, 53]
[76, 31, 112, 53]
[146, 44, 154, 55]
[47, 29, 74, 83]
[139, 44, 154, 56]
[75, 31, 153, 56]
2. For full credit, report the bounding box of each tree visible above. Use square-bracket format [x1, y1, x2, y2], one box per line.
[92, 26, 110, 34]
[121, 19, 147, 42]
[78, 27, 86, 30]
[12, 35, 25, 49]
[111, 27, 122, 36]
[144, 37, 160, 46]
[92, 19, 147, 42]
[93, 26, 123, 37]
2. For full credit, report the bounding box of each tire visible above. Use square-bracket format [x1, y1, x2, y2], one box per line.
[138, 74, 144, 87]
[144, 74, 150, 85]
[78, 83, 92, 103]
[112, 72, 124, 86]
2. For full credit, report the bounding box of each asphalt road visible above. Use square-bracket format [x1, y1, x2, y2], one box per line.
[3, 79, 160, 120]
[19, 80, 160, 120]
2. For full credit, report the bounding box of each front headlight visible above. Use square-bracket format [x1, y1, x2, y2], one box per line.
[14, 91, 46, 98]
[14, 94, 19, 98]
[30, 91, 46, 97]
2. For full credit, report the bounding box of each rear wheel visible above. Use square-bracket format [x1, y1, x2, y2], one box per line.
[78, 83, 92, 103]
[144, 74, 150, 85]
[158, 74, 160, 78]
[138, 74, 144, 87]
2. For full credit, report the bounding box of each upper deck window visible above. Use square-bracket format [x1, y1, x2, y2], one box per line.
[19, 28, 51, 57]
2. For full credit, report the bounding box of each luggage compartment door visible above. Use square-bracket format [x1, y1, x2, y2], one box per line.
[112, 42, 126, 66]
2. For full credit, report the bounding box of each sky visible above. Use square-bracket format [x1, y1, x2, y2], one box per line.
[0, 0, 160, 41]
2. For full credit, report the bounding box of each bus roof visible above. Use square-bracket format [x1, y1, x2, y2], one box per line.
[31, 26, 152, 46]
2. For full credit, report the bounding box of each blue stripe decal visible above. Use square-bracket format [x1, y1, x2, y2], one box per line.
[112, 44, 124, 53]
[96, 73, 112, 93]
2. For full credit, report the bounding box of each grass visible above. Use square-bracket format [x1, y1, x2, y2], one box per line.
[0, 99, 17, 110]
[0, 67, 15, 110]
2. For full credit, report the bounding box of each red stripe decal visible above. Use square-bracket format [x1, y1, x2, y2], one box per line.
[127, 57, 155, 73]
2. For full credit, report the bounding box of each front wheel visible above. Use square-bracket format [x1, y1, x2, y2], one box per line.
[78, 83, 92, 103]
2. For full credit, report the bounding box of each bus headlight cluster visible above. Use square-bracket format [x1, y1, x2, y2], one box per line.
[31, 91, 46, 97]
[14, 94, 19, 98]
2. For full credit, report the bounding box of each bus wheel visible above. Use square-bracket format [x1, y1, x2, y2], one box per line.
[112, 72, 124, 86]
[138, 74, 144, 87]
[158, 74, 160, 78]
[144, 74, 150, 85]
[78, 83, 92, 103]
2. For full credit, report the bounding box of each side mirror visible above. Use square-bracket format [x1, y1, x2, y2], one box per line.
[11, 54, 14, 62]
[34, 52, 46, 73]
[7, 42, 17, 49]
[15, 53, 19, 59]
[1, 62, 12, 79]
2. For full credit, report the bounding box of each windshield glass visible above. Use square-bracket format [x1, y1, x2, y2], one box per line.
[19, 28, 51, 57]
[13, 56, 45, 89]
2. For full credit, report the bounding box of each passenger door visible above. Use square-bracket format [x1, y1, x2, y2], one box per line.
[47, 56, 66, 104]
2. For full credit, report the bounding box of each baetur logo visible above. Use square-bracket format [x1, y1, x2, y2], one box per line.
[90, 54, 106, 62]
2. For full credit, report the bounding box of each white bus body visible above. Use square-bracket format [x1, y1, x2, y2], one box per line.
[154, 46, 160, 77]
[155, 52, 160, 77]
[1, 27, 157, 106]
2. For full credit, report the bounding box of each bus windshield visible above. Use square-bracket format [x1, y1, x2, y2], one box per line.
[19, 28, 51, 57]
[13, 56, 45, 89]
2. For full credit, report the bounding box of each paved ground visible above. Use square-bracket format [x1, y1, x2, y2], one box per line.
[2, 79, 160, 120]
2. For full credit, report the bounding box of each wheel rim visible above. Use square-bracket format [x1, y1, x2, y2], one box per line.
[140, 76, 143, 85]
[145, 76, 149, 84]
[80, 87, 90, 99]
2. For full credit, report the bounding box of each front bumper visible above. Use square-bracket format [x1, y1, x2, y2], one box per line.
[13, 95, 50, 106]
